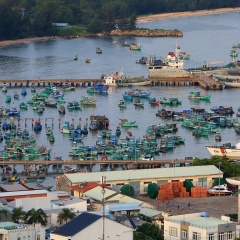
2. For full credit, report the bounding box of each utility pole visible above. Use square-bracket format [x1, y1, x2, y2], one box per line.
[101, 176, 106, 240]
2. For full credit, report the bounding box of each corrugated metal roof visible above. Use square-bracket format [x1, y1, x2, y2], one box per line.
[0, 190, 48, 198]
[139, 208, 164, 217]
[106, 203, 141, 212]
[65, 165, 221, 183]
[84, 186, 117, 201]
[84, 186, 143, 204]
[1, 185, 28, 192]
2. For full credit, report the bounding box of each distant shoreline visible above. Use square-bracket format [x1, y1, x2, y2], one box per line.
[137, 7, 240, 22]
[0, 7, 239, 48]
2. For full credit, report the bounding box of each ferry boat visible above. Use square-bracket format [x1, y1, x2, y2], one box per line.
[147, 43, 190, 78]
[104, 69, 151, 87]
[206, 141, 240, 159]
[207, 184, 233, 195]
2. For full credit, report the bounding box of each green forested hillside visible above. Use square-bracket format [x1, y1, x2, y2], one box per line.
[0, 0, 239, 40]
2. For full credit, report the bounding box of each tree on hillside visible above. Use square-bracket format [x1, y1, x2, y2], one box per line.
[57, 208, 75, 224]
[25, 208, 47, 225]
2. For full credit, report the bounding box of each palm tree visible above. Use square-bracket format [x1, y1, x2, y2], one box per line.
[25, 208, 47, 226]
[57, 208, 75, 224]
[12, 206, 26, 223]
[0, 209, 10, 221]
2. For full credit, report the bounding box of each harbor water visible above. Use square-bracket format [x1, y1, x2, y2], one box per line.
[0, 11, 240, 166]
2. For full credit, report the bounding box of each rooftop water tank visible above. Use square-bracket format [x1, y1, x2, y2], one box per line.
[201, 212, 209, 217]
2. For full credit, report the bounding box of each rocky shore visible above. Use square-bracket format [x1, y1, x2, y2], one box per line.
[108, 28, 183, 37]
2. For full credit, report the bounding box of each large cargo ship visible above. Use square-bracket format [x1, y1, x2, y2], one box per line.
[147, 44, 190, 78]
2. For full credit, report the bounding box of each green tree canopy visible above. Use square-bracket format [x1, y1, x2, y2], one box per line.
[25, 208, 47, 225]
[57, 208, 75, 224]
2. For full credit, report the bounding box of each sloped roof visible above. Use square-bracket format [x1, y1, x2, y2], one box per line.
[84, 186, 117, 201]
[139, 208, 164, 218]
[71, 182, 100, 193]
[64, 165, 221, 183]
[53, 212, 101, 237]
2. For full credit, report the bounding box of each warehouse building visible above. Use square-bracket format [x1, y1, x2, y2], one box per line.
[56, 165, 222, 195]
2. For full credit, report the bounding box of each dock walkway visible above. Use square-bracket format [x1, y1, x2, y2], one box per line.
[0, 72, 223, 90]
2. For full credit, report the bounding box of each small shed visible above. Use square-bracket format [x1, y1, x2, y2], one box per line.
[90, 115, 109, 130]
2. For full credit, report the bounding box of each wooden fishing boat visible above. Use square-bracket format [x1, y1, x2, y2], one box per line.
[96, 47, 102, 54]
[188, 91, 211, 100]
[133, 99, 144, 107]
[120, 119, 138, 127]
[67, 101, 82, 110]
[129, 43, 141, 51]
[5, 95, 11, 103]
[58, 105, 65, 114]
[74, 53, 78, 61]
[44, 100, 57, 108]
[80, 97, 96, 106]
[19, 102, 28, 110]
[118, 100, 126, 108]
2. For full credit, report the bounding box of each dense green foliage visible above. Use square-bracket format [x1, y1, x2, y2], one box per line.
[57, 208, 76, 224]
[192, 156, 240, 178]
[134, 223, 163, 240]
[1, 0, 240, 40]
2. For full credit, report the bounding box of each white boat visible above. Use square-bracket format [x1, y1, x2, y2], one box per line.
[206, 141, 240, 159]
[224, 79, 240, 88]
[104, 69, 152, 87]
[147, 43, 190, 78]
[207, 184, 233, 195]
[213, 74, 240, 82]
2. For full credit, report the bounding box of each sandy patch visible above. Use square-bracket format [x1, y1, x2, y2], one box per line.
[137, 7, 240, 22]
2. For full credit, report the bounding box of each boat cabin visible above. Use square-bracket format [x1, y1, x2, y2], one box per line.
[90, 115, 109, 130]
[191, 107, 206, 114]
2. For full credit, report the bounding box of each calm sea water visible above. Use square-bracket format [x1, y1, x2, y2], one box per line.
[0, 12, 240, 165]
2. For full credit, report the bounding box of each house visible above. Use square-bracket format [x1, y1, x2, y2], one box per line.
[52, 198, 87, 212]
[164, 212, 240, 240]
[8, 191, 72, 211]
[0, 222, 45, 240]
[50, 212, 134, 240]
[70, 182, 100, 197]
[56, 166, 222, 195]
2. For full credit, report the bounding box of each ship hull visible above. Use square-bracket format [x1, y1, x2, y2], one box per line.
[224, 81, 240, 88]
[206, 146, 240, 159]
[107, 80, 152, 87]
[147, 67, 190, 78]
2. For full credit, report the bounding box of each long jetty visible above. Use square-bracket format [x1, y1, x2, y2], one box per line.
[1, 158, 193, 173]
[0, 72, 223, 90]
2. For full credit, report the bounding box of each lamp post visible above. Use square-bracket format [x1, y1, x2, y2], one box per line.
[218, 161, 221, 207]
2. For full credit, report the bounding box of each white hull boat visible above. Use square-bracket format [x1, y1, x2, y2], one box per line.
[206, 141, 240, 159]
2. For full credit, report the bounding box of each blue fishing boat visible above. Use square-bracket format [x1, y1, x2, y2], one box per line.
[34, 119, 42, 132]
[2, 120, 9, 131]
[6, 108, 20, 116]
[122, 91, 133, 100]
[94, 83, 109, 93]
[21, 89, 27, 96]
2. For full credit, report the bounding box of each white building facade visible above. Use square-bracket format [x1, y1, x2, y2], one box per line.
[164, 213, 240, 240]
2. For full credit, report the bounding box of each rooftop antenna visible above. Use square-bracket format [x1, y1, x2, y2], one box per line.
[101, 176, 106, 240]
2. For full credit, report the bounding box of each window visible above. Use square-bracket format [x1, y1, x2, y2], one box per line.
[169, 227, 177, 237]
[193, 232, 201, 240]
[219, 232, 224, 240]
[226, 231, 233, 240]
[208, 233, 214, 240]
[182, 230, 188, 239]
